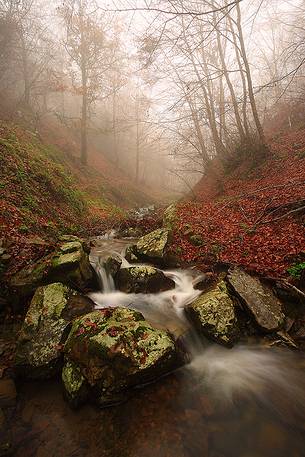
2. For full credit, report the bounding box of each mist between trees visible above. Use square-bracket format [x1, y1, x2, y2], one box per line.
[0, 0, 304, 194]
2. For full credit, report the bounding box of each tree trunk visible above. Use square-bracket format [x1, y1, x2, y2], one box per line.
[236, 3, 266, 146]
[81, 84, 87, 165]
[20, 31, 30, 107]
[226, 2, 250, 138]
[112, 89, 119, 166]
[135, 94, 140, 183]
[214, 12, 246, 141]
[80, 0, 87, 166]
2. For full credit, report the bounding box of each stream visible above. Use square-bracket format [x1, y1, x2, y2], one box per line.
[8, 237, 305, 457]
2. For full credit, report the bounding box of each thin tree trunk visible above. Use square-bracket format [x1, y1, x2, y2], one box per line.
[80, 0, 87, 165]
[236, 3, 266, 146]
[214, 13, 245, 141]
[227, 13, 250, 138]
[20, 31, 30, 107]
[135, 94, 140, 183]
[112, 89, 118, 166]
[219, 73, 226, 143]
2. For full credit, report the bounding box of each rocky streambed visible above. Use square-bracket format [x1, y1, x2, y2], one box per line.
[1, 226, 305, 456]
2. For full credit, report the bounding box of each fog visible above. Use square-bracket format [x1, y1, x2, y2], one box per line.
[0, 0, 304, 193]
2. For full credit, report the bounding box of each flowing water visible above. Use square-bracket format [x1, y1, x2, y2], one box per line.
[8, 238, 305, 457]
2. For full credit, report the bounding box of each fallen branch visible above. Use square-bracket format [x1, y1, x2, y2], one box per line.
[276, 279, 305, 302]
[260, 205, 305, 225]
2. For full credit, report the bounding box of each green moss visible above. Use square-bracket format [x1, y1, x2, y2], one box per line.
[188, 281, 239, 346]
[287, 262, 305, 279]
[62, 360, 85, 396]
[136, 228, 169, 259]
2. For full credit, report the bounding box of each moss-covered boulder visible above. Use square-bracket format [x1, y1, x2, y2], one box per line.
[10, 236, 95, 301]
[163, 204, 177, 230]
[186, 281, 239, 346]
[63, 308, 180, 407]
[116, 266, 175, 293]
[135, 228, 170, 264]
[227, 268, 284, 332]
[15, 283, 95, 379]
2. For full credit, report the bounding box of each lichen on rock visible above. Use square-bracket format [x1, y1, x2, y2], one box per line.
[63, 307, 180, 406]
[136, 228, 170, 264]
[163, 204, 177, 231]
[227, 267, 284, 332]
[9, 236, 95, 302]
[15, 282, 94, 379]
[62, 360, 89, 407]
[115, 266, 175, 293]
[186, 281, 239, 346]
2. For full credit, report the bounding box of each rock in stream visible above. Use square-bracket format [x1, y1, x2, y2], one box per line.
[63, 307, 181, 407]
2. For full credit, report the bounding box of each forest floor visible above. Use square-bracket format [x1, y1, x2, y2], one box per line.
[170, 129, 305, 278]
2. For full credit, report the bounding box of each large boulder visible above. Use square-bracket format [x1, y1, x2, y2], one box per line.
[10, 236, 95, 301]
[185, 281, 239, 346]
[15, 283, 95, 379]
[116, 266, 175, 293]
[227, 268, 284, 332]
[63, 308, 180, 407]
[135, 228, 170, 264]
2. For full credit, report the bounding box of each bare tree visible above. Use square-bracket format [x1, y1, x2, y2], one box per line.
[60, 0, 115, 165]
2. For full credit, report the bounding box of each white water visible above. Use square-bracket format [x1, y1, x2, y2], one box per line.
[89, 239, 305, 412]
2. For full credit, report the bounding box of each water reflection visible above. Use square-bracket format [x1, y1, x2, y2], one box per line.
[10, 359, 305, 457]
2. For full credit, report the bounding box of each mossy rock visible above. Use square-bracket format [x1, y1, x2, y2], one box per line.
[62, 360, 89, 408]
[186, 281, 239, 347]
[125, 245, 139, 263]
[63, 308, 180, 406]
[104, 255, 122, 278]
[227, 268, 284, 332]
[163, 204, 177, 231]
[10, 236, 95, 302]
[135, 228, 170, 264]
[189, 234, 205, 247]
[15, 283, 95, 379]
[116, 266, 175, 293]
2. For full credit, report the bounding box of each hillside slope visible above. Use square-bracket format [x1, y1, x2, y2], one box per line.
[0, 121, 156, 243]
[171, 129, 305, 278]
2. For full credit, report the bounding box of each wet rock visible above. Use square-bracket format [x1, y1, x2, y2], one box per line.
[125, 245, 139, 263]
[227, 268, 284, 332]
[63, 308, 180, 406]
[186, 281, 239, 346]
[61, 294, 95, 321]
[59, 235, 90, 254]
[15, 283, 93, 379]
[116, 266, 175, 294]
[0, 379, 16, 407]
[194, 272, 215, 291]
[136, 228, 170, 264]
[104, 255, 122, 278]
[120, 227, 142, 238]
[62, 360, 89, 408]
[10, 236, 95, 301]
[50, 240, 93, 289]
